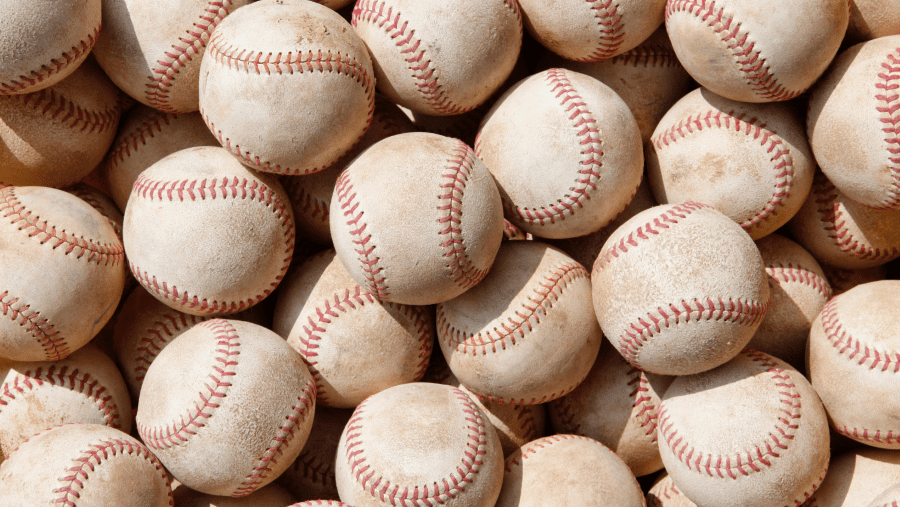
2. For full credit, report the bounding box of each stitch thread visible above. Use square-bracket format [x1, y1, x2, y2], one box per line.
[103, 110, 176, 175]
[628, 367, 662, 440]
[652, 109, 795, 233]
[666, 0, 799, 101]
[335, 170, 390, 299]
[608, 40, 680, 68]
[577, 0, 625, 62]
[282, 175, 330, 226]
[0, 291, 67, 360]
[288, 445, 338, 491]
[766, 263, 831, 299]
[821, 295, 900, 373]
[14, 85, 119, 134]
[67, 185, 123, 241]
[876, 48, 900, 209]
[133, 312, 207, 385]
[129, 174, 294, 315]
[0, 26, 101, 95]
[504, 434, 615, 471]
[648, 475, 683, 504]
[145, 1, 233, 112]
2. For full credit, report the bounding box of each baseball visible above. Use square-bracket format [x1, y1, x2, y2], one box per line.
[823, 264, 888, 296]
[277, 407, 352, 502]
[847, 0, 900, 42]
[665, 0, 849, 103]
[174, 482, 297, 506]
[868, 484, 900, 507]
[457, 384, 547, 457]
[647, 472, 698, 507]
[805, 448, 900, 507]
[199, 0, 375, 175]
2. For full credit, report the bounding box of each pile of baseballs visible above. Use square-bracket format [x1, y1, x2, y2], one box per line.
[2, 0, 900, 506]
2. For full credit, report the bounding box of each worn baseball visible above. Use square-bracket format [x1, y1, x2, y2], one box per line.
[0, 345, 132, 461]
[496, 435, 645, 507]
[808, 36, 900, 209]
[281, 94, 415, 245]
[278, 407, 352, 502]
[658, 350, 830, 507]
[292, 502, 351, 507]
[476, 67, 643, 239]
[805, 448, 900, 507]
[199, 0, 375, 175]
[665, 0, 848, 103]
[174, 482, 297, 506]
[0, 423, 172, 506]
[592, 202, 770, 375]
[647, 472, 697, 507]
[848, 0, 900, 42]
[438, 241, 602, 405]
[137, 319, 316, 496]
[647, 87, 815, 240]
[351, 0, 521, 116]
[67, 183, 124, 243]
[93, 0, 252, 112]
[746, 234, 831, 369]
[823, 264, 888, 296]
[808, 280, 900, 449]
[0, 186, 125, 362]
[788, 171, 900, 270]
[0, 0, 100, 95]
[273, 249, 434, 408]
[868, 484, 900, 507]
[334, 383, 504, 507]
[102, 104, 220, 210]
[548, 340, 674, 477]
[124, 146, 295, 316]
[330, 132, 504, 305]
[457, 385, 546, 457]
[0, 58, 123, 188]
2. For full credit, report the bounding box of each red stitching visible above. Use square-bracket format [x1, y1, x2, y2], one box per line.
[13, 85, 119, 134]
[628, 367, 662, 441]
[666, 0, 799, 102]
[766, 263, 831, 299]
[647, 474, 683, 504]
[608, 40, 680, 68]
[876, 49, 900, 209]
[334, 170, 389, 299]
[652, 110, 795, 232]
[201, 31, 375, 175]
[812, 172, 900, 263]
[233, 380, 316, 497]
[129, 174, 294, 315]
[133, 312, 207, 385]
[821, 295, 900, 373]
[66, 184, 123, 241]
[288, 444, 338, 491]
[576, 0, 625, 62]
[0, 290, 67, 360]
[282, 175, 330, 226]
[0, 26, 101, 95]
[658, 350, 801, 480]
[145, 1, 233, 112]
[137, 319, 240, 450]
[103, 110, 175, 175]
[504, 434, 608, 471]
[343, 387, 489, 505]
[53, 436, 174, 507]
[835, 425, 900, 446]
[0, 188, 124, 266]
[0, 365, 122, 428]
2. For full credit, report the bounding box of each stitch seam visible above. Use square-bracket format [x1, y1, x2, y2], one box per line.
[504, 434, 605, 471]
[608, 42, 680, 68]
[133, 313, 208, 384]
[628, 367, 662, 441]
[766, 263, 831, 299]
[875, 48, 900, 210]
[577, 0, 625, 62]
[14, 86, 119, 134]
[821, 294, 900, 374]
[0, 26, 101, 95]
[334, 170, 390, 299]
[103, 110, 175, 175]
[67, 185, 123, 241]
[0, 291, 67, 360]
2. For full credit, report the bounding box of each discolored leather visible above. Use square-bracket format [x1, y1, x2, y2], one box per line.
[647, 87, 814, 240]
[0, 186, 126, 362]
[273, 249, 434, 408]
[496, 434, 646, 507]
[174, 482, 298, 506]
[647, 472, 697, 507]
[658, 350, 830, 507]
[476, 68, 644, 239]
[93, 0, 253, 112]
[548, 340, 674, 477]
[457, 385, 546, 457]
[278, 407, 353, 502]
[329, 132, 505, 305]
[438, 241, 602, 405]
[847, 0, 900, 42]
[0, 424, 172, 507]
[334, 383, 504, 507]
[822, 264, 888, 296]
[592, 202, 770, 375]
[351, 0, 522, 116]
[805, 448, 900, 507]
[136, 319, 316, 497]
[199, 0, 375, 175]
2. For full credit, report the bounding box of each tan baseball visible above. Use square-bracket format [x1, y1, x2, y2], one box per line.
[278, 407, 352, 502]
[174, 482, 298, 506]
[647, 472, 697, 507]
[823, 264, 887, 296]
[664, 0, 849, 103]
[868, 484, 900, 507]
[476, 67, 644, 239]
[457, 385, 546, 457]
[848, 0, 900, 42]
[658, 350, 830, 507]
[0, 0, 100, 95]
[136, 319, 316, 497]
[199, 0, 375, 175]
[805, 448, 900, 507]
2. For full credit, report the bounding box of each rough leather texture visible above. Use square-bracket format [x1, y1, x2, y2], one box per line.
[0, 0, 100, 95]
[647, 472, 698, 507]
[335, 383, 504, 507]
[282, 94, 415, 245]
[93, 0, 253, 112]
[273, 249, 434, 408]
[665, 0, 848, 103]
[658, 350, 830, 507]
[808, 36, 900, 210]
[0, 186, 125, 362]
[103, 104, 220, 210]
[351, 0, 522, 116]
[822, 264, 887, 296]
[123, 146, 295, 316]
[136, 319, 316, 497]
[329, 132, 504, 306]
[278, 407, 353, 502]
[808, 280, 900, 449]
[174, 482, 297, 506]
[199, 0, 375, 175]
[847, 0, 900, 42]
[496, 434, 646, 507]
[458, 384, 546, 457]
[520, 0, 665, 63]
[788, 171, 900, 270]
[804, 448, 900, 507]
[0, 58, 122, 188]
[592, 202, 769, 375]
[548, 340, 674, 477]
[438, 241, 602, 405]
[0, 423, 172, 507]
[476, 67, 644, 239]
[647, 87, 814, 240]
[866, 483, 900, 507]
